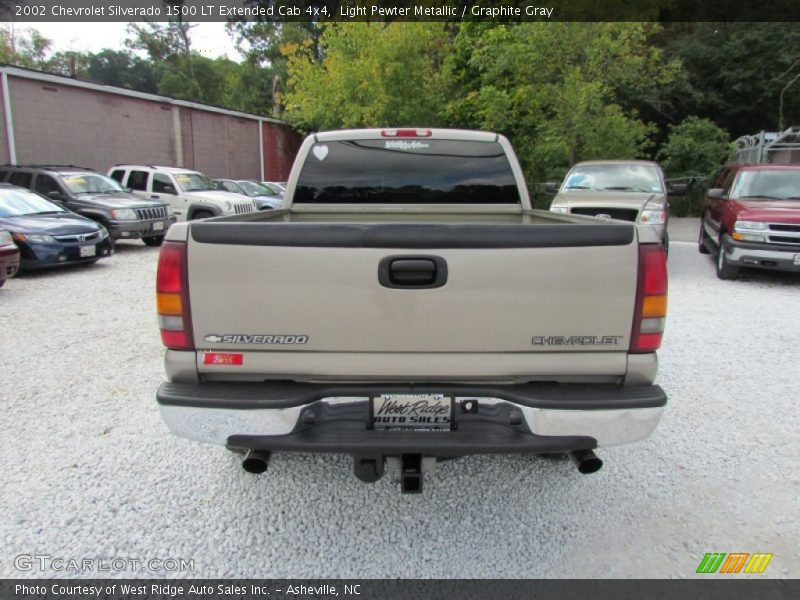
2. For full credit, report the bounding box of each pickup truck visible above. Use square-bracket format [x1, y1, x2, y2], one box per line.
[699, 163, 800, 279]
[155, 128, 668, 493]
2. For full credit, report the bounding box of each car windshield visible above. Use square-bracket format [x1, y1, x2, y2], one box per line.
[174, 173, 216, 192]
[60, 173, 124, 195]
[564, 164, 664, 193]
[238, 181, 272, 196]
[262, 182, 285, 193]
[731, 170, 800, 200]
[0, 188, 67, 217]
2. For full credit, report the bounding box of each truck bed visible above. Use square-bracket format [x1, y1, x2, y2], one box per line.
[173, 209, 641, 384]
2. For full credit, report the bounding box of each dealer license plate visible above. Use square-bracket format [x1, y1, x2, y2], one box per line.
[152, 221, 165, 232]
[372, 394, 452, 431]
[793, 254, 800, 266]
[79, 245, 96, 258]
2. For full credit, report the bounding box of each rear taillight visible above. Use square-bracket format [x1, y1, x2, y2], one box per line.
[630, 243, 668, 353]
[381, 128, 432, 137]
[156, 241, 194, 351]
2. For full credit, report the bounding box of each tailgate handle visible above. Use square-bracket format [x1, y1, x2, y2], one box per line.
[378, 255, 448, 289]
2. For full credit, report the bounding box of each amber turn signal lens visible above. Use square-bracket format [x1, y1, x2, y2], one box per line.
[642, 295, 667, 318]
[157, 292, 183, 315]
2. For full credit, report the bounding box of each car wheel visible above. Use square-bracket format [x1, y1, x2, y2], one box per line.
[0, 279, 5, 288]
[716, 236, 739, 280]
[698, 219, 710, 254]
[190, 210, 213, 221]
[663, 232, 669, 259]
[143, 236, 164, 247]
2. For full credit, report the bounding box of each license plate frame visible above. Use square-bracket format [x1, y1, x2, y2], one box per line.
[152, 221, 165, 232]
[79, 245, 96, 258]
[371, 394, 453, 431]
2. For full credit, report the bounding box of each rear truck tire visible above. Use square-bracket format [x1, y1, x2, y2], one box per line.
[698, 219, 710, 254]
[716, 235, 740, 280]
[190, 210, 214, 221]
[143, 235, 164, 247]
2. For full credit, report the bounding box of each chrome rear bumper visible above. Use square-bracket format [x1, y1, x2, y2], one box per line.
[157, 382, 666, 452]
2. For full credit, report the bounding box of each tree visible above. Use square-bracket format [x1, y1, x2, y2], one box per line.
[70, 49, 158, 93]
[0, 26, 54, 70]
[657, 116, 730, 179]
[226, 22, 319, 117]
[656, 23, 800, 137]
[282, 23, 448, 131]
[443, 23, 678, 181]
[126, 22, 199, 97]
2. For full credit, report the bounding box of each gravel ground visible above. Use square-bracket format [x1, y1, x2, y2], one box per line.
[1, 238, 799, 579]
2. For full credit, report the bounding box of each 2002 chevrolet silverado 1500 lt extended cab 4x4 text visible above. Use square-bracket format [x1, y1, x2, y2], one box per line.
[154, 128, 668, 493]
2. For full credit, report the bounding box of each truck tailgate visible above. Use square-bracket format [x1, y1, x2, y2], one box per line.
[186, 221, 638, 381]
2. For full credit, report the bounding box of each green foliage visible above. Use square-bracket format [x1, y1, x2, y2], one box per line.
[125, 22, 191, 64]
[280, 22, 679, 181]
[0, 26, 54, 70]
[657, 23, 800, 138]
[81, 50, 159, 93]
[226, 22, 319, 118]
[657, 116, 730, 179]
[3, 20, 799, 185]
[282, 23, 448, 131]
[443, 23, 676, 181]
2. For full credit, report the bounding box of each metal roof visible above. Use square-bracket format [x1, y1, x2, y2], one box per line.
[0, 63, 285, 125]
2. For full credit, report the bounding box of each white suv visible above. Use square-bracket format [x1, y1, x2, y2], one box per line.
[108, 165, 256, 221]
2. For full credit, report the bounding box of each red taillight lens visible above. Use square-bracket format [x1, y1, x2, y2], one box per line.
[630, 243, 668, 353]
[156, 241, 194, 351]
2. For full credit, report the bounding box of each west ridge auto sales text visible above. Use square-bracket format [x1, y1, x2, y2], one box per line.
[16, 584, 358, 596]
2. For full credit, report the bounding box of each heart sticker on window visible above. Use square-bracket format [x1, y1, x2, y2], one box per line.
[312, 145, 329, 161]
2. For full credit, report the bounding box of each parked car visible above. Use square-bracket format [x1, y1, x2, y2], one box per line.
[699, 164, 800, 279]
[0, 228, 20, 287]
[547, 161, 684, 250]
[213, 179, 283, 210]
[260, 181, 286, 194]
[0, 165, 175, 247]
[155, 128, 668, 493]
[108, 166, 256, 221]
[0, 183, 112, 271]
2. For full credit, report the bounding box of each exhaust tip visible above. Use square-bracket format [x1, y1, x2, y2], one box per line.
[569, 449, 603, 475]
[242, 450, 270, 474]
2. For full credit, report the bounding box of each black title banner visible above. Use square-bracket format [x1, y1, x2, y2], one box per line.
[2, 580, 800, 600]
[2, 0, 800, 22]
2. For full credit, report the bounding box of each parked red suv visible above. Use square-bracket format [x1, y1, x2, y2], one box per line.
[699, 164, 800, 279]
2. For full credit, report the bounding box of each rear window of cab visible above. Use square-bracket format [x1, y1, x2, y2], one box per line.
[294, 139, 521, 204]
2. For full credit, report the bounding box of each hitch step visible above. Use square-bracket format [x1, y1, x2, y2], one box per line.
[401, 454, 423, 494]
